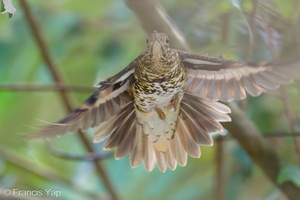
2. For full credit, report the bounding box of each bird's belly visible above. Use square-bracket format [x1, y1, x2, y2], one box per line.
[134, 84, 183, 152]
[134, 82, 183, 112]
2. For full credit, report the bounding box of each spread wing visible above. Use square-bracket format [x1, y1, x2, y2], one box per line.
[31, 60, 137, 139]
[178, 50, 297, 102]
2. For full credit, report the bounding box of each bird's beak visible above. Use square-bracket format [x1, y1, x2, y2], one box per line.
[151, 31, 163, 55]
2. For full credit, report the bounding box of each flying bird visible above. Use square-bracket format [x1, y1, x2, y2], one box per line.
[33, 31, 296, 172]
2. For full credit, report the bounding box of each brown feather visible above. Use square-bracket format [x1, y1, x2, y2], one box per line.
[93, 101, 133, 143]
[182, 50, 297, 101]
[114, 117, 136, 159]
[130, 124, 145, 168]
[142, 133, 156, 172]
[155, 151, 167, 172]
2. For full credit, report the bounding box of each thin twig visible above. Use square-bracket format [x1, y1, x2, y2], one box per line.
[19, 1, 118, 199]
[243, 0, 258, 62]
[45, 142, 113, 161]
[215, 136, 225, 200]
[263, 133, 300, 138]
[0, 84, 95, 92]
[217, 133, 300, 142]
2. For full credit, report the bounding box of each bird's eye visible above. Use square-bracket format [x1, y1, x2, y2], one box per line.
[146, 38, 149, 44]
[165, 37, 169, 44]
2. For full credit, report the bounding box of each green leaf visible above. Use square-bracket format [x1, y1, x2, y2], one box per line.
[0, 1, 4, 12]
[278, 164, 300, 187]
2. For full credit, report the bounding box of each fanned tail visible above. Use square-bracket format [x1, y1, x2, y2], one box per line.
[93, 91, 231, 172]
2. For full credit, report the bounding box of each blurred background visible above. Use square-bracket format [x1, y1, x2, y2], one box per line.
[0, 0, 300, 199]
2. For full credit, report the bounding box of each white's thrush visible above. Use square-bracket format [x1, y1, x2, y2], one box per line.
[33, 31, 296, 172]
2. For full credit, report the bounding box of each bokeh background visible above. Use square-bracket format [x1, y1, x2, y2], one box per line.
[0, 0, 300, 199]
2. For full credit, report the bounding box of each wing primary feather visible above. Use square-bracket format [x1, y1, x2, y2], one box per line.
[251, 73, 280, 90]
[90, 107, 101, 127]
[130, 124, 144, 168]
[180, 104, 214, 145]
[115, 117, 136, 159]
[93, 102, 134, 143]
[241, 76, 262, 97]
[185, 92, 231, 114]
[177, 117, 201, 157]
[103, 109, 135, 149]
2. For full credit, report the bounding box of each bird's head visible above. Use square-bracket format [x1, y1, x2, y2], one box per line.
[146, 31, 170, 56]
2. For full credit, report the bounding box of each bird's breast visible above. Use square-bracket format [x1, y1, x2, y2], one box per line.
[132, 63, 187, 112]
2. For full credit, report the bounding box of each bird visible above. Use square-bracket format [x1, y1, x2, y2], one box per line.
[32, 31, 297, 172]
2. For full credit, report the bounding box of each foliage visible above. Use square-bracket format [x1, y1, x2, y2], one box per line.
[278, 165, 300, 187]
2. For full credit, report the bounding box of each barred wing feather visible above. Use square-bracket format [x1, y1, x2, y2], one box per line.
[178, 50, 297, 101]
[31, 61, 136, 139]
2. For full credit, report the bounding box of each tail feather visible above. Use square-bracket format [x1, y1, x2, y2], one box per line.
[155, 151, 167, 172]
[142, 138, 156, 172]
[165, 144, 177, 170]
[90, 91, 231, 172]
[173, 130, 188, 166]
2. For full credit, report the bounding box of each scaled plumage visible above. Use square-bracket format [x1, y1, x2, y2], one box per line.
[32, 31, 298, 172]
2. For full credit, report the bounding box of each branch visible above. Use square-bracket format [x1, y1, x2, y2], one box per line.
[125, 0, 300, 199]
[263, 133, 300, 138]
[0, 84, 95, 92]
[19, 1, 118, 199]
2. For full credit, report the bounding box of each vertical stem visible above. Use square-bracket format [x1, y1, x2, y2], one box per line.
[244, 0, 258, 62]
[19, 1, 118, 199]
[215, 136, 225, 200]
